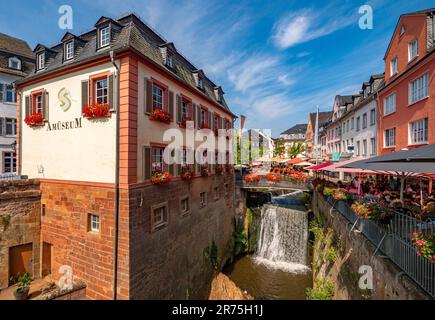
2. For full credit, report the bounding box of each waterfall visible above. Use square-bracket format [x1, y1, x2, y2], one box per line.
[254, 204, 309, 273]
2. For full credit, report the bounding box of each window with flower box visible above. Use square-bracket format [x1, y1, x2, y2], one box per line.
[151, 202, 168, 231]
[95, 79, 108, 104]
[409, 118, 428, 145]
[152, 84, 164, 111]
[34, 94, 43, 114]
[151, 147, 164, 171]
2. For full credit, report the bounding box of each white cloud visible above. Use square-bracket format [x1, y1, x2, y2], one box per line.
[272, 5, 356, 49]
[278, 73, 294, 86]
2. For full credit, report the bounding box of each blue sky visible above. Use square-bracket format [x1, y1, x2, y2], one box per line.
[1, 0, 433, 136]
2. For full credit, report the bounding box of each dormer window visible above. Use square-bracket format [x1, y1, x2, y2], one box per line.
[198, 77, 204, 90]
[37, 52, 45, 70]
[8, 57, 21, 70]
[214, 87, 223, 102]
[166, 53, 175, 69]
[65, 41, 74, 61]
[99, 26, 110, 48]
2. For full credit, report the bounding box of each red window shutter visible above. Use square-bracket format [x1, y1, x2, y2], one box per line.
[143, 146, 151, 180]
[81, 80, 89, 114]
[145, 78, 153, 114]
[168, 91, 174, 121]
[176, 95, 182, 123]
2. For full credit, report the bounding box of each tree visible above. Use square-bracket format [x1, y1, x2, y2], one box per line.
[274, 139, 286, 157]
[288, 142, 305, 159]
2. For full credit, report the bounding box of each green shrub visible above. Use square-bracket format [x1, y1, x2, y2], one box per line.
[306, 278, 335, 300]
[327, 247, 337, 263]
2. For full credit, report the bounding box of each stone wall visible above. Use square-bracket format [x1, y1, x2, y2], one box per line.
[208, 273, 252, 300]
[311, 192, 430, 300]
[128, 174, 236, 299]
[0, 179, 41, 289]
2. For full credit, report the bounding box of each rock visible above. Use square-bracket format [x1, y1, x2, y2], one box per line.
[208, 273, 253, 300]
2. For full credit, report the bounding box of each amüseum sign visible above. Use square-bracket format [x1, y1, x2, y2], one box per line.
[46, 118, 82, 131]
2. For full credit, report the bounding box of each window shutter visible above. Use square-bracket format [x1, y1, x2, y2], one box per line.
[192, 103, 196, 128]
[176, 95, 182, 123]
[188, 148, 195, 174]
[197, 105, 201, 129]
[42, 90, 49, 121]
[212, 112, 216, 131]
[168, 91, 174, 121]
[146, 78, 153, 114]
[0, 118, 4, 136]
[108, 73, 115, 111]
[143, 146, 151, 181]
[81, 80, 89, 113]
[25, 95, 31, 117]
[168, 149, 175, 176]
[208, 111, 212, 129]
[0, 84, 4, 102]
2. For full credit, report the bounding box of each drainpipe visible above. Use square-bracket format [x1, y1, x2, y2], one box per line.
[110, 50, 120, 300]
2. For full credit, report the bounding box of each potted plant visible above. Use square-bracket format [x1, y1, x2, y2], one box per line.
[332, 189, 350, 201]
[149, 109, 172, 124]
[24, 112, 45, 127]
[83, 103, 110, 119]
[13, 272, 32, 300]
[412, 232, 435, 262]
[150, 170, 173, 185]
[180, 166, 193, 182]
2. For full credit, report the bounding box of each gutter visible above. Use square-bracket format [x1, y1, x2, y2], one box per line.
[110, 50, 120, 300]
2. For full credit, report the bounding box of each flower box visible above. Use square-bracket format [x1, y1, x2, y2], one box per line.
[83, 103, 110, 119]
[243, 174, 261, 183]
[180, 166, 193, 182]
[412, 232, 435, 261]
[24, 113, 45, 127]
[350, 200, 390, 221]
[266, 172, 280, 183]
[150, 170, 173, 185]
[149, 109, 172, 124]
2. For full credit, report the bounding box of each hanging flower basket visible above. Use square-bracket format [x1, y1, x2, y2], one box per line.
[350, 200, 390, 221]
[83, 103, 110, 119]
[150, 170, 173, 185]
[266, 172, 281, 183]
[24, 113, 45, 127]
[149, 109, 172, 124]
[243, 173, 261, 183]
[179, 117, 192, 129]
[412, 232, 435, 262]
[215, 165, 224, 175]
[180, 166, 193, 182]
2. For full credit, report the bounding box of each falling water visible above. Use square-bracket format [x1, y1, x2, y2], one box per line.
[254, 204, 309, 273]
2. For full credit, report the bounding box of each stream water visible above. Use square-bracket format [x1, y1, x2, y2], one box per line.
[224, 192, 312, 300]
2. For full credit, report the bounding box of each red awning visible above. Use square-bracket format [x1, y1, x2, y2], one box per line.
[305, 162, 333, 171]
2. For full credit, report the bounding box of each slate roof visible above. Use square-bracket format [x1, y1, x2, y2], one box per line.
[21, 13, 232, 114]
[281, 123, 307, 135]
[308, 112, 333, 130]
[0, 33, 34, 77]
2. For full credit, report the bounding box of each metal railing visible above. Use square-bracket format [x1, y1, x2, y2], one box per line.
[0, 173, 21, 181]
[324, 194, 435, 299]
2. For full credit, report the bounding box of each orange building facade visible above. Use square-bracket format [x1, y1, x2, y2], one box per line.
[378, 11, 435, 155]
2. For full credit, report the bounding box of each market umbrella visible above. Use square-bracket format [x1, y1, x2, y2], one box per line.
[342, 144, 435, 201]
[294, 161, 314, 167]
